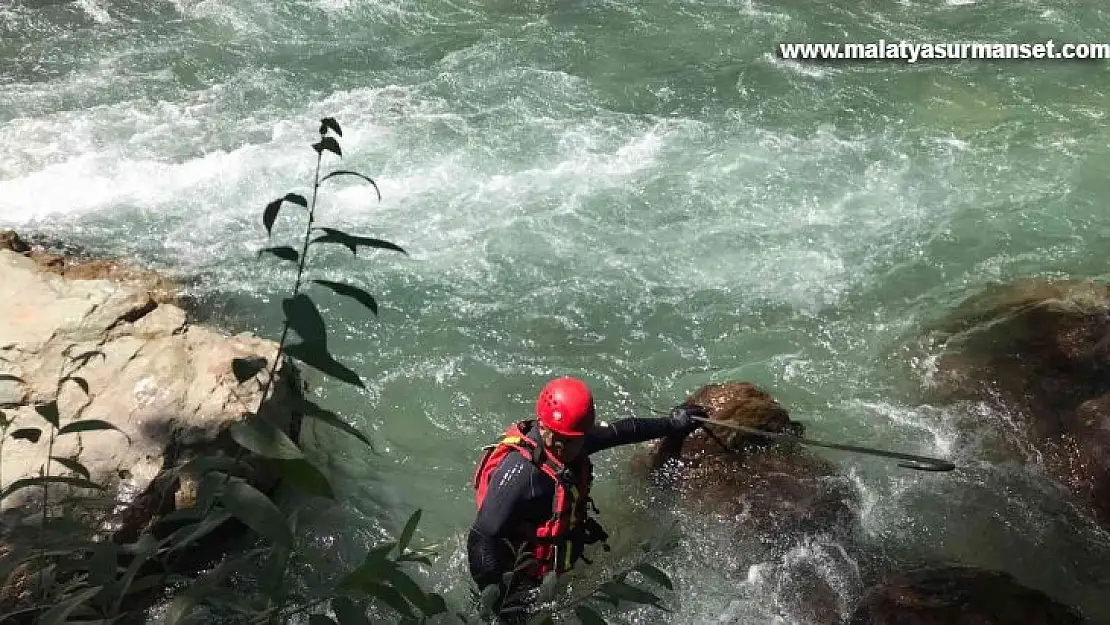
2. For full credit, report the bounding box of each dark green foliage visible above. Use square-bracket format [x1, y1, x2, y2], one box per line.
[319, 171, 381, 200]
[0, 117, 676, 625]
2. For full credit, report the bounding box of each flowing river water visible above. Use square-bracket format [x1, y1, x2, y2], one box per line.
[3, 1, 1110, 623]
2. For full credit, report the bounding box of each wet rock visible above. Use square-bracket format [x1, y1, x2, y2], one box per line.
[0, 230, 30, 254]
[0, 241, 300, 532]
[846, 566, 1084, 625]
[916, 278, 1110, 527]
[632, 381, 860, 542]
[0, 229, 182, 305]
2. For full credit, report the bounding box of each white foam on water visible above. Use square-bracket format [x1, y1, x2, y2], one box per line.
[762, 52, 835, 79]
[8, 1, 1110, 621]
[846, 399, 958, 459]
[74, 0, 112, 23]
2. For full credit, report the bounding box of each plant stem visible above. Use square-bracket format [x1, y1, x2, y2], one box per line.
[251, 596, 330, 624]
[212, 149, 324, 498]
[254, 148, 321, 422]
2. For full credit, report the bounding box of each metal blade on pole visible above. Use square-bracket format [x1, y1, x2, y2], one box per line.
[690, 416, 956, 472]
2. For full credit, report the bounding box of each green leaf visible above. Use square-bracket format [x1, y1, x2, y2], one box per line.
[229, 419, 304, 460]
[634, 563, 674, 590]
[309, 616, 339, 625]
[197, 587, 266, 615]
[259, 246, 299, 263]
[232, 356, 267, 383]
[87, 542, 120, 588]
[312, 279, 378, 315]
[319, 170, 380, 200]
[123, 573, 170, 597]
[51, 456, 91, 480]
[319, 117, 343, 137]
[598, 580, 666, 608]
[573, 605, 607, 625]
[36, 401, 60, 428]
[262, 199, 283, 237]
[166, 511, 234, 552]
[108, 534, 161, 613]
[60, 375, 89, 396]
[311, 228, 407, 256]
[332, 596, 371, 625]
[0, 475, 104, 500]
[525, 612, 555, 625]
[386, 568, 430, 615]
[258, 545, 292, 597]
[284, 342, 365, 388]
[11, 427, 41, 443]
[180, 454, 248, 476]
[157, 506, 204, 525]
[273, 458, 335, 499]
[536, 571, 559, 604]
[298, 397, 374, 449]
[36, 585, 103, 625]
[353, 580, 414, 618]
[478, 584, 501, 618]
[341, 545, 396, 588]
[263, 194, 308, 237]
[283, 293, 328, 348]
[219, 479, 294, 547]
[57, 419, 126, 437]
[163, 595, 200, 625]
[397, 552, 434, 566]
[313, 136, 343, 157]
[284, 193, 309, 207]
[397, 509, 421, 554]
[424, 593, 448, 617]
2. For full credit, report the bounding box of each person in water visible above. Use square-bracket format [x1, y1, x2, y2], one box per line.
[468, 376, 707, 618]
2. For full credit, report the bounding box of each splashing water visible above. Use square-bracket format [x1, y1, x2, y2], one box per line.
[4, 0, 1110, 621]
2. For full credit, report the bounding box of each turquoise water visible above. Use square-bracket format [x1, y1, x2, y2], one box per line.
[3, 0, 1110, 622]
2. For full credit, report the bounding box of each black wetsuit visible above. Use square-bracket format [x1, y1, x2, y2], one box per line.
[467, 416, 685, 593]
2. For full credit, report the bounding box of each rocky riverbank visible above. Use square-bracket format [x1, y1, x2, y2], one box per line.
[0, 228, 301, 554]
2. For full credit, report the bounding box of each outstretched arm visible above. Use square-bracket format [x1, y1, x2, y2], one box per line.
[583, 416, 691, 455]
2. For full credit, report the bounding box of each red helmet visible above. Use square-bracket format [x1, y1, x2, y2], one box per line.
[536, 376, 596, 437]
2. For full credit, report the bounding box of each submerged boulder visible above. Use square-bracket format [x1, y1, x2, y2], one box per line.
[629, 381, 863, 625]
[916, 278, 1110, 527]
[633, 380, 860, 543]
[846, 566, 1084, 625]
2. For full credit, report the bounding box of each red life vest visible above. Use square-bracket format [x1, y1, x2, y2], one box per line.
[472, 420, 594, 578]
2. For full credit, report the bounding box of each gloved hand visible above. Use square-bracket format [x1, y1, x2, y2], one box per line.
[669, 402, 709, 434]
